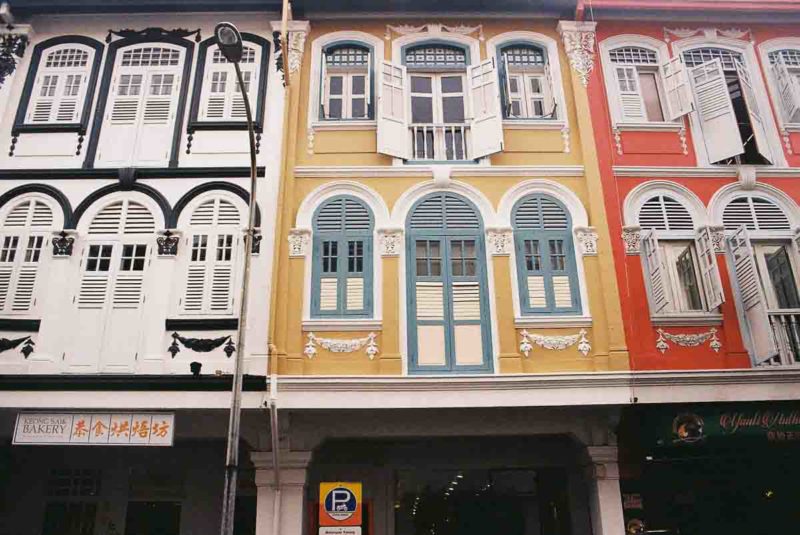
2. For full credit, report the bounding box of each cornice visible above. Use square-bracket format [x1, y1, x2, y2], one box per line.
[293, 165, 585, 179]
[613, 166, 800, 178]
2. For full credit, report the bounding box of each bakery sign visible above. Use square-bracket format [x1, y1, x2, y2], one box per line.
[13, 413, 175, 446]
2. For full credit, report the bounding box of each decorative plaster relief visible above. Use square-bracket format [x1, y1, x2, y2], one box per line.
[378, 229, 403, 256]
[561, 126, 571, 153]
[519, 329, 591, 357]
[655, 328, 722, 354]
[385, 23, 484, 41]
[557, 21, 597, 87]
[288, 229, 311, 257]
[304, 332, 379, 360]
[737, 165, 757, 190]
[288, 29, 308, 75]
[709, 226, 726, 254]
[486, 228, 513, 256]
[622, 226, 642, 255]
[157, 230, 180, 256]
[574, 227, 598, 256]
[52, 230, 76, 257]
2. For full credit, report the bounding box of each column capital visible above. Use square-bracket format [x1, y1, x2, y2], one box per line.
[585, 445, 620, 480]
[251, 450, 312, 488]
[556, 20, 597, 88]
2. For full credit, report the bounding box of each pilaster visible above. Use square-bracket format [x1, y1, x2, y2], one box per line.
[251, 451, 313, 535]
[585, 445, 625, 535]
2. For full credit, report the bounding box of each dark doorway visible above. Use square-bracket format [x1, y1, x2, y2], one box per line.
[125, 501, 181, 535]
[42, 502, 97, 535]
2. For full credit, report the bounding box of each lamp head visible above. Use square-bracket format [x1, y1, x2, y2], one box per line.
[214, 22, 243, 63]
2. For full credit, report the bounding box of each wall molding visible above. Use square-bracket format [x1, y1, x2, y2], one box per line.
[613, 166, 800, 178]
[294, 165, 585, 178]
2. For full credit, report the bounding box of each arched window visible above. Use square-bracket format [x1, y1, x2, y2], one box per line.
[180, 197, 242, 315]
[512, 194, 579, 315]
[607, 45, 665, 122]
[767, 48, 800, 124]
[723, 194, 800, 365]
[69, 199, 156, 372]
[95, 44, 187, 166]
[0, 198, 55, 315]
[311, 196, 374, 318]
[636, 195, 723, 316]
[406, 192, 492, 373]
[320, 43, 371, 120]
[498, 43, 556, 119]
[26, 45, 93, 124]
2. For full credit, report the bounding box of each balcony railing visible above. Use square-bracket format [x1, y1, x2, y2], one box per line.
[410, 123, 469, 161]
[762, 309, 800, 366]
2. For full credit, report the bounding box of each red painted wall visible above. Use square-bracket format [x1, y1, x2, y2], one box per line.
[587, 19, 800, 370]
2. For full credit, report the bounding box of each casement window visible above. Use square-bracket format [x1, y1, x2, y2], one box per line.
[377, 43, 503, 161]
[499, 44, 555, 120]
[638, 195, 724, 316]
[768, 49, 800, 125]
[0, 199, 54, 315]
[607, 46, 666, 122]
[406, 192, 492, 373]
[320, 44, 371, 120]
[311, 196, 374, 318]
[666, 47, 774, 165]
[512, 195, 580, 315]
[96, 45, 185, 166]
[180, 197, 242, 315]
[199, 46, 259, 121]
[69, 199, 155, 372]
[25, 46, 93, 124]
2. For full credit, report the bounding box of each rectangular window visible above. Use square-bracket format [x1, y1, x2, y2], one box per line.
[523, 239, 541, 271]
[549, 239, 566, 271]
[235, 71, 252, 94]
[0, 236, 19, 263]
[86, 245, 113, 272]
[764, 245, 800, 309]
[327, 75, 344, 119]
[210, 72, 227, 93]
[118, 74, 143, 97]
[24, 236, 44, 263]
[216, 234, 233, 262]
[64, 75, 82, 97]
[191, 235, 208, 262]
[675, 245, 704, 310]
[506, 73, 547, 118]
[660, 241, 705, 313]
[348, 240, 364, 273]
[322, 241, 338, 273]
[450, 239, 477, 277]
[40, 75, 59, 97]
[415, 240, 442, 277]
[639, 71, 664, 121]
[120, 244, 147, 271]
[149, 74, 175, 96]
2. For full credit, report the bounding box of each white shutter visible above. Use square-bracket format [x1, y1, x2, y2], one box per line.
[182, 260, 206, 313]
[202, 70, 227, 120]
[10, 236, 44, 313]
[662, 56, 694, 120]
[615, 66, 646, 121]
[137, 72, 180, 165]
[208, 234, 236, 314]
[696, 227, 725, 310]
[319, 54, 328, 118]
[501, 55, 513, 116]
[543, 62, 556, 117]
[365, 51, 372, 108]
[734, 59, 774, 164]
[689, 59, 744, 163]
[0, 260, 14, 311]
[640, 229, 672, 314]
[469, 58, 504, 159]
[773, 57, 800, 123]
[726, 226, 778, 364]
[98, 74, 143, 166]
[377, 60, 408, 158]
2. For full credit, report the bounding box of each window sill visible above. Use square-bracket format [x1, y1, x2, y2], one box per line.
[650, 313, 723, 327]
[613, 122, 683, 132]
[12, 123, 84, 135]
[187, 120, 263, 132]
[502, 119, 565, 130]
[782, 123, 800, 133]
[310, 120, 377, 131]
[514, 316, 592, 329]
[302, 319, 382, 332]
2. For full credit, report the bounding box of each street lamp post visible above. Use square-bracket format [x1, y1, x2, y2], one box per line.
[215, 21, 258, 535]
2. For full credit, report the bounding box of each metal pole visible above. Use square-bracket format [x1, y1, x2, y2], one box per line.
[220, 59, 259, 535]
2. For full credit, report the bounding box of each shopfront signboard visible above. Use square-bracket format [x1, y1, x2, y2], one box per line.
[13, 413, 175, 446]
[319, 481, 362, 534]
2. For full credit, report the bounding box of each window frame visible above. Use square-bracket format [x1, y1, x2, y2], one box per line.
[188, 33, 270, 132]
[598, 35, 676, 130]
[759, 39, 800, 132]
[497, 42, 555, 121]
[754, 242, 800, 311]
[319, 41, 373, 122]
[13, 36, 105, 136]
[310, 195, 375, 319]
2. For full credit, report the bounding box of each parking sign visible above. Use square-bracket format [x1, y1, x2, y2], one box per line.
[319, 482, 362, 527]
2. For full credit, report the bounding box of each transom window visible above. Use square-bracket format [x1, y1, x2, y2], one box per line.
[405, 45, 466, 69]
[500, 44, 554, 120]
[121, 47, 180, 67]
[326, 46, 369, 67]
[212, 46, 256, 64]
[769, 49, 800, 67]
[321, 43, 370, 120]
[722, 196, 791, 232]
[609, 47, 658, 65]
[45, 48, 89, 68]
[503, 45, 546, 67]
[683, 47, 743, 70]
[608, 45, 664, 122]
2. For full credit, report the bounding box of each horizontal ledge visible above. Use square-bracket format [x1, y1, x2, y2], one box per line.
[294, 165, 585, 178]
[0, 318, 41, 332]
[0, 374, 266, 391]
[502, 120, 566, 130]
[613, 166, 800, 178]
[0, 167, 266, 180]
[302, 320, 383, 332]
[187, 121, 264, 132]
[514, 317, 592, 328]
[165, 318, 239, 331]
[613, 122, 683, 132]
[13, 124, 84, 135]
[650, 314, 723, 327]
[310, 121, 377, 131]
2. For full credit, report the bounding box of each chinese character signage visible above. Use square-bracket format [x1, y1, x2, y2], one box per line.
[13, 413, 174, 446]
[319, 482, 362, 535]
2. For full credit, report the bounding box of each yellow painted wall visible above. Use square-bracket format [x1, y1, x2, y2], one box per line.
[270, 18, 628, 376]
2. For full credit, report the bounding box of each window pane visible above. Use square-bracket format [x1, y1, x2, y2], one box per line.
[329, 76, 343, 96]
[416, 259, 428, 276]
[411, 76, 432, 94]
[442, 96, 465, 123]
[524, 239, 541, 271]
[529, 77, 542, 94]
[348, 240, 364, 273]
[508, 77, 519, 93]
[510, 101, 522, 117]
[766, 247, 800, 309]
[638, 72, 664, 122]
[411, 96, 434, 123]
[549, 240, 566, 271]
[25, 236, 43, 263]
[351, 75, 366, 95]
[441, 76, 463, 94]
[675, 246, 703, 311]
[328, 98, 343, 119]
[322, 240, 338, 273]
[0, 236, 18, 263]
[352, 98, 366, 118]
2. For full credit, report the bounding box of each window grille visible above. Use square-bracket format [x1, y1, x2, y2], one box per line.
[326, 46, 369, 67]
[682, 47, 743, 70]
[212, 46, 256, 64]
[45, 48, 89, 68]
[769, 49, 800, 67]
[46, 469, 102, 497]
[609, 46, 658, 65]
[121, 47, 180, 67]
[502, 45, 546, 67]
[405, 45, 466, 68]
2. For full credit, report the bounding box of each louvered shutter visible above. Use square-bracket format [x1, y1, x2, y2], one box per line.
[662, 56, 694, 120]
[27, 73, 86, 124]
[377, 60, 408, 158]
[688, 59, 744, 163]
[640, 229, 672, 314]
[99, 73, 144, 165]
[726, 226, 778, 364]
[500, 55, 513, 117]
[773, 57, 800, 123]
[638, 196, 694, 231]
[543, 62, 556, 118]
[469, 58, 504, 158]
[722, 196, 791, 232]
[365, 51, 372, 111]
[201, 69, 227, 120]
[696, 227, 725, 310]
[735, 59, 774, 164]
[615, 66, 646, 121]
[137, 71, 181, 164]
[319, 53, 328, 118]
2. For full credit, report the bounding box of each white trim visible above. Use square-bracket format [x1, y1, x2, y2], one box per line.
[612, 165, 800, 177]
[295, 181, 390, 325]
[310, 120, 377, 131]
[514, 316, 593, 328]
[391, 30, 481, 69]
[302, 319, 383, 332]
[496, 179, 591, 320]
[622, 180, 709, 229]
[174, 190, 248, 228]
[0, 192, 65, 230]
[649, 313, 724, 327]
[75, 191, 166, 233]
[486, 31, 569, 130]
[670, 35, 788, 167]
[614, 122, 683, 132]
[390, 180, 499, 375]
[708, 181, 800, 237]
[758, 38, 800, 131]
[293, 165, 586, 178]
[307, 31, 384, 130]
